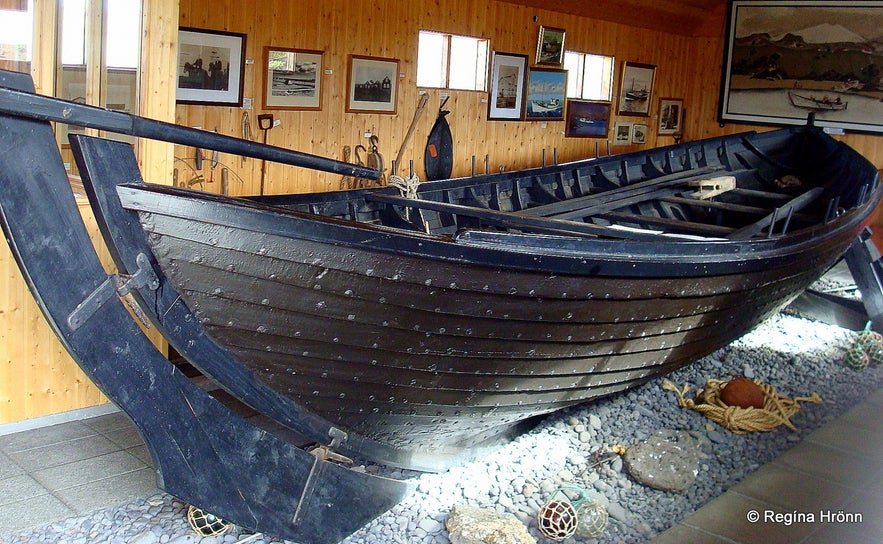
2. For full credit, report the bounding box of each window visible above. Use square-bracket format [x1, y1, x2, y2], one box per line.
[564, 51, 614, 101]
[417, 30, 489, 92]
[0, 0, 33, 73]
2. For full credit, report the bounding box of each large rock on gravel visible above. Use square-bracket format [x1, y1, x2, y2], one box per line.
[623, 429, 701, 493]
[446, 504, 536, 544]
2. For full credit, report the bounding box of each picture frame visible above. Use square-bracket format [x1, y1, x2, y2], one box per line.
[487, 52, 528, 120]
[564, 99, 612, 138]
[631, 123, 647, 144]
[524, 67, 567, 121]
[719, 0, 883, 134]
[263, 47, 323, 110]
[536, 26, 566, 66]
[176, 27, 246, 106]
[346, 55, 399, 114]
[658, 97, 683, 134]
[613, 121, 632, 146]
[617, 61, 655, 116]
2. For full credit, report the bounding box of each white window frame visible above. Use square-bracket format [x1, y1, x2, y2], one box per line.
[564, 50, 615, 102]
[417, 30, 489, 92]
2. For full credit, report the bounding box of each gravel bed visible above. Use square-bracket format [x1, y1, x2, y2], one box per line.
[2, 312, 881, 544]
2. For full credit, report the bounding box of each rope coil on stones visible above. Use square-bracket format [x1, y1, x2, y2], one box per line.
[662, 378, 822, 433]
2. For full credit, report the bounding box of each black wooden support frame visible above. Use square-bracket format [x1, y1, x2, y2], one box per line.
[0, 70, 408, 543]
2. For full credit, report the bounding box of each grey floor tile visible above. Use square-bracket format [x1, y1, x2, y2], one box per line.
[731, 461, 856, 513]
[82, 411, 133, 434]
[776, 441, 873, 490]
[103, 425, 145, 450]
[680, 492, 816, 544]
[0, 451, 24, 480]
[650, 523, 737, 543]
[0, 475, 48, 507]
[864, 387, 883, 408]
[127, 444, 154, 467]
[0, 422, 96, 454]
[54, 467, 159, 515]
[31, 450, 146, 492]
[8, 434, 120, 472]
[835, 401, 882, 433]
[799, 489, 883, 544]
[804, 417, 883, 463]
[0, 494, 74, 534]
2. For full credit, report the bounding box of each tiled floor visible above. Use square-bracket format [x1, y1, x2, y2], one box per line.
[0, 388, 879, 542]
[0, 411, 158, 535]
[651, 386, 883, 544]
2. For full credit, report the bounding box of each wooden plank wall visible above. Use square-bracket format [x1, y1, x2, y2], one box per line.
[1, 0, 882, 423]
[0, 0, 177, 424]
[174, 0, 882, 198]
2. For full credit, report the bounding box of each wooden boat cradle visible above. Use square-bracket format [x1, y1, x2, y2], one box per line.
[0, 70, 407, 544]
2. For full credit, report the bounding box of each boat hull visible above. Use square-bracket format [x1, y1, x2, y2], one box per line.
[43, 75, 882, 470]
[116, 174, 869, 456]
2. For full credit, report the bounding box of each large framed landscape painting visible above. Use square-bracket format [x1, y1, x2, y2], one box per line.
[719, 0, 883, 134]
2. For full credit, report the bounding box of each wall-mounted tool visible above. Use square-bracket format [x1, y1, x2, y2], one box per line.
[257, 114, 275, 195]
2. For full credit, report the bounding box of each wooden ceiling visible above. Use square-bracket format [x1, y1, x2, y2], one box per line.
[500, 0, 730, 37]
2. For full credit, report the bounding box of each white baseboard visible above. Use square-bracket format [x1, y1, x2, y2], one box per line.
[0, 403, 121, 436]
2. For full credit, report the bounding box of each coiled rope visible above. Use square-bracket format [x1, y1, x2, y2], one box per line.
[662, 378, 822, 433]
[388, 173, 421, 222]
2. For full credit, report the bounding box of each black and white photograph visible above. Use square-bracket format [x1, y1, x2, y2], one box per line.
[617, 61, 655, 115]
[176, 27, 245, 106]
[658, 97, 683, 134]
[263, 47, 323, 110]
[346, 55, 399, 114]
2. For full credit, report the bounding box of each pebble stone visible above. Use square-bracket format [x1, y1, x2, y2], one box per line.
[1, 312, 881, 544]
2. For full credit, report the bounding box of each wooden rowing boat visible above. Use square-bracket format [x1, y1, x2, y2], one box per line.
[0, 66, 880, 539]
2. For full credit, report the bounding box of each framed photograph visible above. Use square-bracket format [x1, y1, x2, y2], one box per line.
[658, 97, 683, 134]
[613, 121, 632, 146]
[176, 27, 246, 106]
[524, 67, 567, 121]
[719, 1, 883, 134]
[263, 47, 323, 110]
[631, 123, 647, 144]
[346, 55, 399, 114]
[536, 26, 566, 66]
[565, 99, 612, 138]
[488, 52, 528, 120]
[617, 61, 655, 116]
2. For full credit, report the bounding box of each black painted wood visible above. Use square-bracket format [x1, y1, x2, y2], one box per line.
[0, 69, 408, 542]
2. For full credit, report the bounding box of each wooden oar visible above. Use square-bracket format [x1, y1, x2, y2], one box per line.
[393, 93, 429, 175]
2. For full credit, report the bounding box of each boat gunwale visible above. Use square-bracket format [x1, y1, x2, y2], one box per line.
[119, 176, 881, 278]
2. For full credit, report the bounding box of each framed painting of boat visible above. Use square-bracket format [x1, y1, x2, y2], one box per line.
[564, 99, 611, 137]
[524, 67, 566, 121]
[487, 52, 527, 120]
[263, 47, 323, 110]
[346, 55, 399, 114]
[719, 0, 883, 134]
[617, 61, 655, 116]
[535, 26, 566, 66]
[176, 28, 246, 106]
[658, 97, 683, 135]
